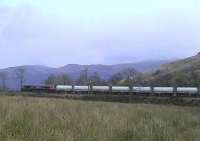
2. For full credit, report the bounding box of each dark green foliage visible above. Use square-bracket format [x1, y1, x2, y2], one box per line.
[108, 68, 142, 86]
[170, 72, 191, 86]
[45, 74, 56, 85]
[109, 73, 123, 85]
[61, 74, 72, 85]
[0, 72, 7, 91]
[45, 74, 72, 85]
[89, 72, 105, 85]
[122, 68, 137, 86]
[152, 70, 161, 76]
[15, 67, 26, 89]
[76, 69, 89, 85]
[140, 53, 200, 87]
[144, 71, 200, 87]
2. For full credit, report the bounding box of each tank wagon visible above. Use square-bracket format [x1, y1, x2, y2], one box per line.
[153, 87, 174, 93]
[92, 86, 110, 93]
[176, 87, 198, 96]
[22, 85, 200, 97]
[56, 85, 73, 93]
[112, 86, 130, 93]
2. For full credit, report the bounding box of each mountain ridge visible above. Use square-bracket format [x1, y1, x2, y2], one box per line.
[0, 60, 169, 90]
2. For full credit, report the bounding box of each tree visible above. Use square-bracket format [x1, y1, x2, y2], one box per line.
[89, 72, 104, 85]
[0, 72, 7, 91]
[76, 68, 89, 85]
[45, 74, 57, 85]
[109, 73, 123, 85]
[170, 73, 190, 87]
[15, 67, 26, 89]
[62, 74, 72, 85]
[45, 74, 72, 85]
[123, 68, 136, 86]
[189, 67, 200, 87]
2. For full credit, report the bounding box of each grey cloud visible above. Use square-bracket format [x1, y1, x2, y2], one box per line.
[0, 5, 200, 68]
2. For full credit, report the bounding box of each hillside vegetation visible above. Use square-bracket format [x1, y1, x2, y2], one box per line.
[142, 53, 200, 86]
[0, 96, 200, 141]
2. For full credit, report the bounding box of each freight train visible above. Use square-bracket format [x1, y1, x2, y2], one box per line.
[21, 85, 200, 96]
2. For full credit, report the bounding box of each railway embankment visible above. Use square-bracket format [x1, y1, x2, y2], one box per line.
[1, 92, 200, 107]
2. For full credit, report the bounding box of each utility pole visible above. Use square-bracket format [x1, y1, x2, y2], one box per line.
[0, 72, 7, 91]
[129, 76, 134, 102]
[15, 67, 26, 90]
[84, 67, 90, 95]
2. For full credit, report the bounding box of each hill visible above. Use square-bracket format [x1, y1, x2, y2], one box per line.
[142, 53, 200, 86]
[0, 61, 167, 89]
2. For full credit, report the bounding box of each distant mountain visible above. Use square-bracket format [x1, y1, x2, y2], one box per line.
[0, 60, 169, 90]
[142, 53, 200, 86]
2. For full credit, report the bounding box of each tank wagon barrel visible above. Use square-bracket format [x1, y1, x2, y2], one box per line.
[74, 86, 89, 91]
[133, 87, 152, 93]
[112, 86, 130, 92]
[177, 87, 198, 94]
[153, 87, 174, 93]
[92, 86, 109, 91]
[56, 85, 72, 91]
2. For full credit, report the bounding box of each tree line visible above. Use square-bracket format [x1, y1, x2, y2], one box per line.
[44, 68, 139, 86]
[0, 67, 26, 91]
[45, 72, 106, 86]
[0, 67, 139, 91]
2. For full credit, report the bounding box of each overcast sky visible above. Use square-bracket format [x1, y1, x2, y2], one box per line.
[0, 0, 200, 68]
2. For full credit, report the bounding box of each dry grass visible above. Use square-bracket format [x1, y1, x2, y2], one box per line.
[0, 96, 200, 141]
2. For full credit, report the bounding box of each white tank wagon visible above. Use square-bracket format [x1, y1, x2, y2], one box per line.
[74, 86, 89, 91]
[112, 86, 130, 92]
[153, 87, 174, 93]
[92, 86, 110, 91]
[133, 87, 152, 93]
[176, 87, 198, 94]
[56, 85, 73, 91]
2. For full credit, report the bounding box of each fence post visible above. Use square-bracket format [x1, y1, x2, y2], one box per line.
[90, 84, 93, 95]
[150, 86, 154, 93]
[173, 87, 177, 96]
[88, 84, 90, 96]
[197, 87, 200, 97]
[149, 86, 153, 96]
[109, 85, 112, 94]
[72, 84, 75, 94]
[128, 85, 132, 102]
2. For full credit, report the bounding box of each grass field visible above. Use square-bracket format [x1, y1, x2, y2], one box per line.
[0, 96, 200, 141]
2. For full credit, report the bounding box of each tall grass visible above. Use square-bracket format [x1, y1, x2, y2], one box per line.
[0, 96, 200, 141]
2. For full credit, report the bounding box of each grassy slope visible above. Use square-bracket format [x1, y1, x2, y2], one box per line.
[0, 96, 200, 141]
[142, 53, 200, 86]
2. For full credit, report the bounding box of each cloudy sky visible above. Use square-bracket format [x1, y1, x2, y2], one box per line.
[0, 0, 200, 68]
